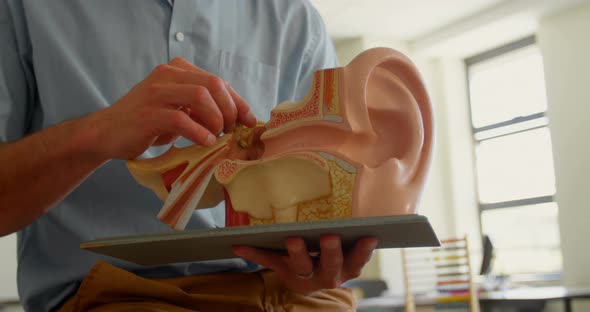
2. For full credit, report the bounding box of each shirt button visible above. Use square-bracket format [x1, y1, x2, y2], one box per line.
[175, 32, 185, 42]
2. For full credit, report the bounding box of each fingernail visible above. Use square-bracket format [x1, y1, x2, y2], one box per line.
[205, 134, 216, 146]
[366, 239, 378, 251]
[369, 241, 378, 250]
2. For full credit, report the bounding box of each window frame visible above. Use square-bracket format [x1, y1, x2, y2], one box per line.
[464, 35, 561, 276]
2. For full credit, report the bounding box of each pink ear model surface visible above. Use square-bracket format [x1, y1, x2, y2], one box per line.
[127, 48, 434, 230]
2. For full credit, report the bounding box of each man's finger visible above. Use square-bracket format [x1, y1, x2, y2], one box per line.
[152, 133, 180, 146]
[151, 83, 224, 135]
[226, 83, 257, 127]
[150, 64, 207, 86]
[318, 235, 343, 288]
[208, 76, 238, 133]
[342, 236, 378, 281]
[154, 60, 256, 130]
[168, 57, 210, 76]
[232, 246, 287, 275]
[155, 110, 216, 146]
[285, 237, 314, 278]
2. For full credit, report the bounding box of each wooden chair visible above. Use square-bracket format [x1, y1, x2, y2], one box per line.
[401, 235, 480, 312]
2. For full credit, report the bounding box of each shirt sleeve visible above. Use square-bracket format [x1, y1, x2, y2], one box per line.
[0, 0, 36, 143]
[292, 4, 339, 101]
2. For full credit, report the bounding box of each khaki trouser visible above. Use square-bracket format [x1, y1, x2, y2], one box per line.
[58, 261, 356, 312]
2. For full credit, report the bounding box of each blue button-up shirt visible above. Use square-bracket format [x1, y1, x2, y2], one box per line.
[0, 1, 337, 310]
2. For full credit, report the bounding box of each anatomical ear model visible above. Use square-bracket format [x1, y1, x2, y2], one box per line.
[127, 48, 434, 230]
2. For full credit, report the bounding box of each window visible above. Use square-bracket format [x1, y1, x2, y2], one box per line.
[465, 36, 562, 276]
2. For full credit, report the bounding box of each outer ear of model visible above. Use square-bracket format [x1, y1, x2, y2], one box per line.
[127, 47, 434, 230]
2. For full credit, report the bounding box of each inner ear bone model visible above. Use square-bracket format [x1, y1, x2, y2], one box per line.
[127, 47, 434, 230]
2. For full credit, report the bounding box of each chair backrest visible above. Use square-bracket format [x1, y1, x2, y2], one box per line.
[479, 235, 494, 276]
[401, 235, 480, 312]
[343, 279, 389, 299]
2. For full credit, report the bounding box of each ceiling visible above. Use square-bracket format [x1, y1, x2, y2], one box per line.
[313, 0, 588, 57]
[313, 0, 505, 40]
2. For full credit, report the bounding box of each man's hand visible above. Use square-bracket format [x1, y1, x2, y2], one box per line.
[232, 235, 378, 294]
[0, 57, 257, 235]
[86, 57, 257, 160]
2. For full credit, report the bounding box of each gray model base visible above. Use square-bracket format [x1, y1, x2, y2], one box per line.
[81, 214, 440, 266]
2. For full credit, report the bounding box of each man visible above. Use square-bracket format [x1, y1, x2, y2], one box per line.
[0, 1, 377, 311]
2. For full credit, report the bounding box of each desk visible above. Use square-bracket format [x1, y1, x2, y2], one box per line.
[480, 286, 590, 312]
[357, 286, 590, 312]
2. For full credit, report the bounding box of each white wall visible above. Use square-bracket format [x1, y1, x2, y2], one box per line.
[538, 2, 590, 310]
[434, 58, 480, 244]
[0, 234, 18, 301]
[333, 37, 366, 66]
